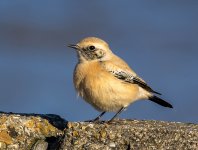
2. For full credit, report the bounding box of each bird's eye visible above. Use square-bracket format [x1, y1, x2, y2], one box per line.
[89, 45, 95, 51]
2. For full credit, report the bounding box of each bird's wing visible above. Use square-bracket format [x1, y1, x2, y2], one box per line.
[100, 55, 161, 95]
[109, 69, 161, 95]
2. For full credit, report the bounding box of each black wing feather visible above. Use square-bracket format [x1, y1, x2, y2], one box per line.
[109, 70, 161, 95]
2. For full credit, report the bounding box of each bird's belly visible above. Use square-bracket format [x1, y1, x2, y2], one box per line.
[76, 72, 140, 112]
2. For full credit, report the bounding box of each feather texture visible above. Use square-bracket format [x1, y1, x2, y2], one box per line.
[100, 55, 161, 95]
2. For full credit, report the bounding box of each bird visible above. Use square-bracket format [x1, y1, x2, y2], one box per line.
[68, 37, 173, 122]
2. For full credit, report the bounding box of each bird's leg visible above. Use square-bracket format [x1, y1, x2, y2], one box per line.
[92, 111, 106, 122]
[108, 107, 126, 122]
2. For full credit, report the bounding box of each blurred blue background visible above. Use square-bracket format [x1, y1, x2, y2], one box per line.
[0, 1, 197, 123]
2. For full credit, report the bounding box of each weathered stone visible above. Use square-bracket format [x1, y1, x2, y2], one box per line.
[31, 139, 48, 150]
[0, 141, 7, 149]
[60, 120, 198, 150]
[0, 112, 65, 150]
[0, 112, 197, 150]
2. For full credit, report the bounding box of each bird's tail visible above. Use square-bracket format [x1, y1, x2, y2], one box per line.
[148, 96, 173, 108]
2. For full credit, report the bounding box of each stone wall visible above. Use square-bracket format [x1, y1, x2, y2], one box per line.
[0, 112, 197, 150]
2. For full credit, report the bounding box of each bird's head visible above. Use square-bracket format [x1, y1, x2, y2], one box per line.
[68, 37, 113, 63]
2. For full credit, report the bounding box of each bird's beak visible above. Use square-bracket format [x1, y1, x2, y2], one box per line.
[68, 44, 79, 50]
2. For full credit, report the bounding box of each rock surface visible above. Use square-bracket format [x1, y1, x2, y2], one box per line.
[62, 120, 198, 150]
[0, 112, 65, 150]
[0, 112, 197, 150]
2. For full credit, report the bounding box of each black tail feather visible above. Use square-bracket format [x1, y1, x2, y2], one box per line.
[149, 96, 173, 108]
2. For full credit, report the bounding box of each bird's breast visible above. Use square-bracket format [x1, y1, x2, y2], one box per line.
[73, 61, 140, 112]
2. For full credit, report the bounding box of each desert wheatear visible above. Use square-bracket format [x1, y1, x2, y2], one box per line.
[68, 37, 173, 122]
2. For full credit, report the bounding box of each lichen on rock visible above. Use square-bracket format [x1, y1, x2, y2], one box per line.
[0, 112, 65, 150]
[0, 112, 197, 150]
